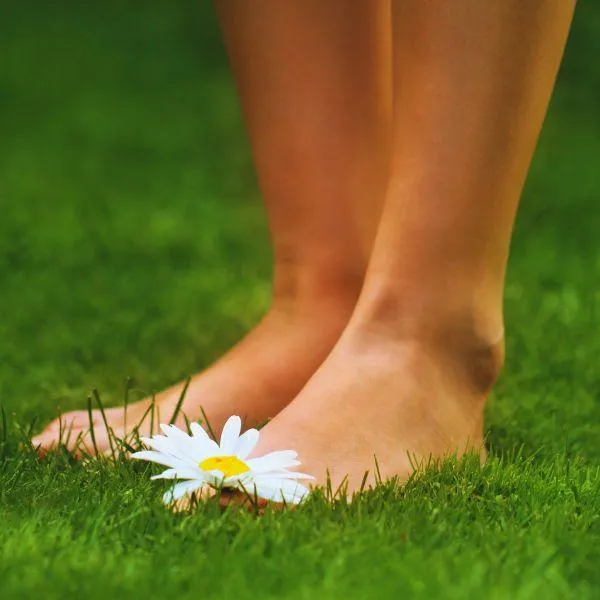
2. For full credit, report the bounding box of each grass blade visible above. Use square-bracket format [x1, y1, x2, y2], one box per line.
[374, 454, 383, 485]
[0, 403, 7, 458]
[86, 396, 100, 457]
[149, 393, 156, 436]
[123, 376, 131, 435]
[358, 470, 370, 495]
[169, 376, 190, 425]
[1, 403, 7, 444]
[93, 388, 116, 459]
[200, 406, 217, 442]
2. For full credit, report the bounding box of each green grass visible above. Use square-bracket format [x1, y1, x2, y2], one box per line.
[1, 1, 599, 598]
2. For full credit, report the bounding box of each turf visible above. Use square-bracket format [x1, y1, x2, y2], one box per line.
[1, 2, 599, 598]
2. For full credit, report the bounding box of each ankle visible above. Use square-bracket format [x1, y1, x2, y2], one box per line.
[271, 262, 364, 320]
[351, 286, 505, 394]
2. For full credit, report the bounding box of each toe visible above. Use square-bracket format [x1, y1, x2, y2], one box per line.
[42, 410, 98, 433]
[31, 429, 63, 454]
[31, 409, 105, 453]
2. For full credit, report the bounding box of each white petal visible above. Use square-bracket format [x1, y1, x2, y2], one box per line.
[162, 480, 203, 504]
[190, 422, 220, 452]
[202, 469, 227, 488]
[131, 450, 189, 470]
[160, 423, 194, 450]
[151, 468, 179, 480]
[219, 415, 242, 454]
[141, 434, 183, 459]
[160, 423, 218, 461]
[197, 437, 221, 456]
[246, 450, 299, 473]
[151, 467, 204, 481]
[159, 429, 197, 460]
[253, 478, 311, 505]
[140, 434, 198, 466]
[234, 428, 259, 459]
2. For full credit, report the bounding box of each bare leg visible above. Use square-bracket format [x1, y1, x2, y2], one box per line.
[33, 1, 391, 452]
[255, 0, 575, 491]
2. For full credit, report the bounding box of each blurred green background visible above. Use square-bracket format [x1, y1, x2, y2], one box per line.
[0, 0, 599, 456]
[0, 1, 264, 416]
[1, 3, 600, 599]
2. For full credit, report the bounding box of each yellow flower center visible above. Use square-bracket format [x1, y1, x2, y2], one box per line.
[199, 455, 250, 478]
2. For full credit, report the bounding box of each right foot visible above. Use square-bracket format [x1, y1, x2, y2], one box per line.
[32, 294, 356, 454]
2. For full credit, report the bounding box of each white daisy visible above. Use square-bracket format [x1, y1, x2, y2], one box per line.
[132, 415, 313, 506]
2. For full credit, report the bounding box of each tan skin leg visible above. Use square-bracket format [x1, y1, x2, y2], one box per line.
[254, 0, 575, 493]
[32, 1, 391, 453]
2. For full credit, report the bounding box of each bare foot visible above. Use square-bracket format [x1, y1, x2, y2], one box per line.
[251, 315, 504, 495]
[32, 298, 355, 454]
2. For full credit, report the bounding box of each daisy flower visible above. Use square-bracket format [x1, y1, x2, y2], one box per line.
[132, 415, 313, 506]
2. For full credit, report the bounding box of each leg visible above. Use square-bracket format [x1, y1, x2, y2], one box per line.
[255, 0, 575, 491]
[33, 1, 391, 452]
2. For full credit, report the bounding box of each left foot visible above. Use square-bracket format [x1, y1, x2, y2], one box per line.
[251, 313, 503, 495]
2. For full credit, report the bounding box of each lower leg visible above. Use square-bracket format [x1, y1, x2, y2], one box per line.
[33, 1, 391, 452]
[256, 0, 575, 491]
[361, 0, 576, 343]
[215, 0, 391, 315]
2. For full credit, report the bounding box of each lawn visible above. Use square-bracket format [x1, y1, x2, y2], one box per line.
[1, 2, 599, 598]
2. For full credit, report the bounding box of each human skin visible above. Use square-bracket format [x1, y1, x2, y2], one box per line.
[34, 1, 575, 496]
[32, 1, 391, 452]
[249, 0, 576, 491]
